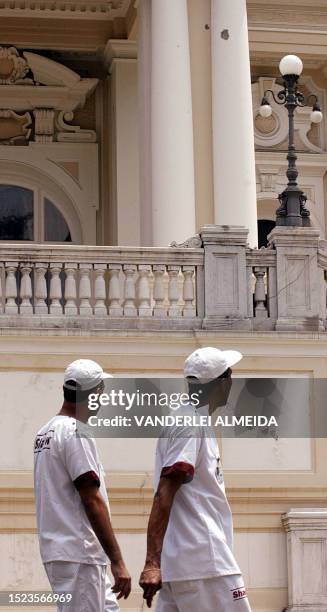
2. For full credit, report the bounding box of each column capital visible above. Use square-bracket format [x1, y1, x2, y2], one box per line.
[104, 40, 137, 74]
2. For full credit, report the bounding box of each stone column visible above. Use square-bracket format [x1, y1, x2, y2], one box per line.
[151, 0, 196, 246]
[282, 509, 327, 612]
[138, 0, 152, 245]
[211, 0, 258, 247]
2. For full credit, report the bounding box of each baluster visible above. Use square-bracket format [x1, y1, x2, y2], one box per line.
[168, 266, 182, 317]
[94, 264, 107, 316]
[5, 262, 18, 314]
[138, 265, 152, 317]
[35, 263, 48, 314]
[267, 265, 277, 320]
[153, 264, 167, 318]
[246, 265, 254, 318]
[182, 265, 196, 318]
[64, 263, 78, 316]
[123, 264, 137, 317]
[20, 263, 33, 314]
[49, 264, 63, 315]
[0, 263, 4, 314]
[254, 266, 268, 318]
[108, 264, 123, 316]
[79, 264, 93, 315]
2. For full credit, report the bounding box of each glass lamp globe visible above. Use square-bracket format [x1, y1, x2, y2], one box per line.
[259, 104, 273, 118]
[310, 109, 323, 124]
[279, 55, 303, 76]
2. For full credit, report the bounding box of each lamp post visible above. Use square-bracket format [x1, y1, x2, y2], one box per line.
[259, 55, 323, 226]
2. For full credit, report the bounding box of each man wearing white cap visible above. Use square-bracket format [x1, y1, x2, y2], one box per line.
[139, 347, 252, 611]
[34, 359, 131, 612]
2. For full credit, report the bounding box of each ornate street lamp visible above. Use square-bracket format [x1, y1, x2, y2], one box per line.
[259, 54, 323, 226]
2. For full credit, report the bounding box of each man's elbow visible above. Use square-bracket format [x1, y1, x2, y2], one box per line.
[155, 474, 184, 511]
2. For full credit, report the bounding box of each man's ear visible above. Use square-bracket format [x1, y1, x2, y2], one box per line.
[212, 378, 232, 407]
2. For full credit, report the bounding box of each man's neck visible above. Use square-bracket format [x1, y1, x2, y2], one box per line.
[58, 401, 76, 418]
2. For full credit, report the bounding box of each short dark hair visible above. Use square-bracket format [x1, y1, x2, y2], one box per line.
[63, 380, 100, 404]
[187, 368, 232, 398]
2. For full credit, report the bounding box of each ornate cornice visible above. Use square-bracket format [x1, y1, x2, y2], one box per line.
[248, 0, 327, 17]
[247, 1, 327, 63]
[248, 5, 327, 28]
[0, 0, 131, 20]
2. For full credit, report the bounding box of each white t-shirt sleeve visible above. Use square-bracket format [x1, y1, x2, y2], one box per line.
[62, 429, 101, 488]
[160, 428, 200, 483]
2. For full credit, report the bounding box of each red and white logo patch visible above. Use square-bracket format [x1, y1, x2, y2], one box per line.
[231, 586, 247, 601]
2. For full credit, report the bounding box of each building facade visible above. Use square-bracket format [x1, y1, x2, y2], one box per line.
[1, 1, 327, 611]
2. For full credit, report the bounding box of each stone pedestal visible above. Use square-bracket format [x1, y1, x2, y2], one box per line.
[268, 228, 325, 331]
[201, 225, 251, 329]
[282, 509, 327, 612]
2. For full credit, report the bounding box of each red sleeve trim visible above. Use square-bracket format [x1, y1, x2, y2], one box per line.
[161, 461, 195, 484]
[73, 470, 100, 490]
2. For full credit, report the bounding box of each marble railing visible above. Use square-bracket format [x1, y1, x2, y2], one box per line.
[0, 225, 326, 331]
[0, 243, 204, 329]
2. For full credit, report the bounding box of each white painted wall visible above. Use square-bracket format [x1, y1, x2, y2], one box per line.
[0, 371, 312, 472]
[0, 531, 287, 591]
[0, 371, 157, 472]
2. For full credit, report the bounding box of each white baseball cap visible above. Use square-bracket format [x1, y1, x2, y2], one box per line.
[64, 359, 112, 391]
[184, 347, 243, 383]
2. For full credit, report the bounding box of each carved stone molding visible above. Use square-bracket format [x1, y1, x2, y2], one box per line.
[0, 47, 98, 143]
[33, 109, 55, 144]
[169, 234, 203, 249]
[0, 47, 30, 85]
[55, 111, 96, 143]
[0, 110, 31, 144]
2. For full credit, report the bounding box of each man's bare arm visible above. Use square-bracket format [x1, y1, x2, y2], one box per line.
[139, 473, 184, 608]
[79, 482, 131, 600]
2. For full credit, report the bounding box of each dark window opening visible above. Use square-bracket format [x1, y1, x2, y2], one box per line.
[258, 219, 275, 248]
[0, 185, 34, 240]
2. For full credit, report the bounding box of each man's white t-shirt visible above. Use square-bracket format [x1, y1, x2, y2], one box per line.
[34, 415, 108, 565]
[154, 404, 241, 582]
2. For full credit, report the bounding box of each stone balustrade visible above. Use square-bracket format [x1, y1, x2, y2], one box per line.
[0, 225, 326, 331]
[0, 243, 204, 329]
